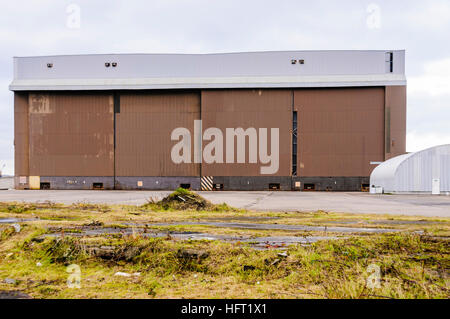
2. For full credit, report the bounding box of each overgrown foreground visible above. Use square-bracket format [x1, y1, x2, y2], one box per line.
[0, 192, 448, 299]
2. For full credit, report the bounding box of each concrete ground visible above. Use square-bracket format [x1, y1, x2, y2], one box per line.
[0, 187, 449, 217]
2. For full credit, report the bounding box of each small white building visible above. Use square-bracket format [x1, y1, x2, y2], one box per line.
[370, 144, 450, 194]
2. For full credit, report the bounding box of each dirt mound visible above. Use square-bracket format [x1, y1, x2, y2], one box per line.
[150, 188, 213, 211]
[87, 244, 143, 262]
[143, 188, 235, 211]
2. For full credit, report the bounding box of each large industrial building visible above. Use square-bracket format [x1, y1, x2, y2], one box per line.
[10, 50, 407, 191]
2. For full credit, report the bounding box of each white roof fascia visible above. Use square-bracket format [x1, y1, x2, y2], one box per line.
[9, 74, 406, 91]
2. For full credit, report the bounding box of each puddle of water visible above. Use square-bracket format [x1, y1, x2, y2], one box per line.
[129, 221, 400, 234]
[0, 290, 32, 299]
[43, 226, 337, 249]
[241, 236, 338, 250]
[322, 219, 437, 226]
[370, 220, 438, 225]
[0, 217, 38, 224]
[0, 218, 21, 224]
[38, 217, 400, 251]
[204, 216, 281, 222]
[320, 220, 362, 225]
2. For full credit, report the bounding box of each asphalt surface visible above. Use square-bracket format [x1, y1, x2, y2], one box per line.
[0, 187, 449, 217]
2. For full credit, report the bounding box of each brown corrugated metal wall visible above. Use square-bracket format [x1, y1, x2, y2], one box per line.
[115, 91, 201, 176]
[28, 92, 114, 176]
[385, 86, 407, 160]
[14, 87, 406, 189]
[294, 88, 385, 177]
[201, 89, 292, 176]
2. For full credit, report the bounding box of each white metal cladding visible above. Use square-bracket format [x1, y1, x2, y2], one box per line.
[370, 144, 450, 193]
[9, 50, 406, 91]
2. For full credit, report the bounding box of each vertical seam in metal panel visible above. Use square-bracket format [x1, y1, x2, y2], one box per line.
[113, 92, 116, 189]
[27, 93, 31, 179]
[113, 91, 120, 189]
[291, 90, 295, 179]
[199, 90, 202, 179]
[27, 93, 30, 179]
[385, 87, 391, 157]
[384, 87, 387, 160]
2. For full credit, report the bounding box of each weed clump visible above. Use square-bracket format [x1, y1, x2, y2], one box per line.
[0, 202, 35, 214]
[41, 237, 88, 264]
[0, 226, 16, 241]
[143, 188, 237, 212]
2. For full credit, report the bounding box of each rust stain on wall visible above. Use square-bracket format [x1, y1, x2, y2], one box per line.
[28, 92, 114, 176]
[29, 94, 52, 114]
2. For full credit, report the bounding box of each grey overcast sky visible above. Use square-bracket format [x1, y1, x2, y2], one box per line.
[1, 0, 449, 175]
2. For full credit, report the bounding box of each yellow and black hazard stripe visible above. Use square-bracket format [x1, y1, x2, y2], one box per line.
[201, 176, 213, 191]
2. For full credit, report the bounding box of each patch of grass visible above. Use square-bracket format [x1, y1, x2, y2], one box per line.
[0, 200, 449, 299]
[212, 203, 238, 212]
[69, 202, 111, 213]
[0, 224, 448, 298]
[0, 201, 64, 214]
[0, 203, 34, 214]
[0, 226, 16, 242]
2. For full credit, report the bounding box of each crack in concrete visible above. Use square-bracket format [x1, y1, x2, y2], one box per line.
[243, 191, 274, 209]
